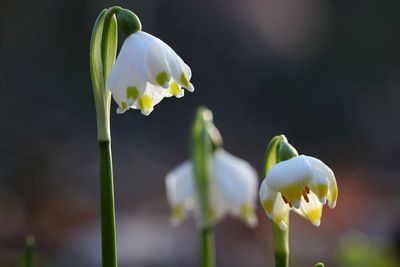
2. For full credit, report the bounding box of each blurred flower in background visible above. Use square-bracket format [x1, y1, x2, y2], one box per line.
[166, 149, 258, 227]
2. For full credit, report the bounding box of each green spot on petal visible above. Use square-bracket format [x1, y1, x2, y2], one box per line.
[240, 202, 253, 220]
[262, 199, 274, 214]
[127, 86, 139, 100]
[138, 95, 153, 110]
[121, 101, 128, 110]
[172, 204, 185, 221]
[180, 72, 189, 87]
[169, 81, 182, 96]
[156, 71, 169, 86]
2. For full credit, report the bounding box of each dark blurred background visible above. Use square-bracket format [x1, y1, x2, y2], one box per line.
[1, 0, 400, 266]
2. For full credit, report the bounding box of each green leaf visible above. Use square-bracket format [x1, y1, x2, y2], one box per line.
[90, 9, 107, 100]
[102, 10, 118, 80]
[89, 8, 118, 141]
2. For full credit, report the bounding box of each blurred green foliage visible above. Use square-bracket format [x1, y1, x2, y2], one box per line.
[337, 234, 399, 267]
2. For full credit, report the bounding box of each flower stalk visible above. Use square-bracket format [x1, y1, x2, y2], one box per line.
[89, 6, 141, 267]
[200, 226, 216, 267]
[20, 236, 35, 267]
[191, 107, 216, 267]
[263, 135, 298, 267]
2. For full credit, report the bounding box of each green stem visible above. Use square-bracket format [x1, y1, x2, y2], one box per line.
[263, 135, 296, 267]
[272, 222, 289, 267]
[20, 236, 35, 267]
[191, 107, 217, 267]
[200, 226, 216, 267]
[99, 140, 117, 267]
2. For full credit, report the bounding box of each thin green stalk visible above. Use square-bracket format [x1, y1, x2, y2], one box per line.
[272, 222, 289, 267]
[191, 107, 218, 267]
[20, 236, 35, 267]
[263, 135, 297, 267]
[99, 140, 117, 267]
[200, 226, 216, 267]
[90, 7, 141, 267]
[90, 8, 118, 267]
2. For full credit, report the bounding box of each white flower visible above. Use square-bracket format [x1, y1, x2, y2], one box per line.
[259, 155, 338, 230]
[165, 149, 258, 227]
[106, 31, 194, 116]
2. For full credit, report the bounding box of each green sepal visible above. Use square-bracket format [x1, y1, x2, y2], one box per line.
[116, 8, 142, 37]
[315, 263, 325, 267]
[263, 134, 299, 177]
[277, 139, 298, 162]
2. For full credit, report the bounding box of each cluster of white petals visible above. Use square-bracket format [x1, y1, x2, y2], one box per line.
[166, 149, 258, 228]
[259, 155, 338, 230]
[107, 31, 194, 115]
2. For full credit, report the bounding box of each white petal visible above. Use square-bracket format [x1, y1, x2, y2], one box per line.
[305, 156, 338, 208]
[266, 155, 313, 208]
[212, 149, 258, 227]
[128, 83, 166, 116]
[272, 193, 291, 230]
[141, 32, 172, 88]
[259, 178, 276, 219]
[308, 172, 329, 204]
[293, 191, 323, 227]
[161, 42, 194, 92]
[207, 175, 229, 225]
[106, 31, 193, 115]
[259, 179, 291, 229]
[136, 31, 194, 92]
[165, 161, 195, 225]
[107, 33, 149, 110]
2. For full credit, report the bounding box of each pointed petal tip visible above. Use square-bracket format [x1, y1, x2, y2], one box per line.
[141, 109, 153, 116]
[175, 91, 185, 98]
[312, 219, 321, 227]
[246, 216, 258, 228]
[278, 221, 287, 231]
[116, 107, 127, 114]
[187, 83, 194, 92]
[328, 201, 336, 209]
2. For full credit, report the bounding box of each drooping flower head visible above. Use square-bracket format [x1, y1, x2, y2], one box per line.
[166, 149, 258, 227]
[107, 30, 194, 115]
[259, 136, 338, 230]
[166, 107, 258, 228]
